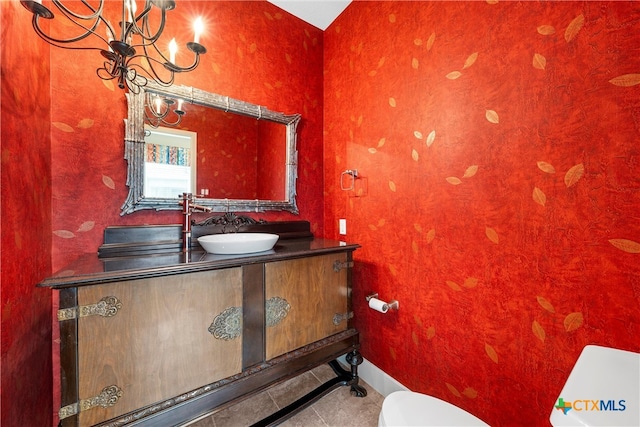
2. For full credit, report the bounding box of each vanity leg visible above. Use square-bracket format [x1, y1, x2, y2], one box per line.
[345, 350, 367, 397]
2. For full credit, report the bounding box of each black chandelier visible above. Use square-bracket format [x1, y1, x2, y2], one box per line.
[145, 93, 185, 128]
[20, 0, 206, 93]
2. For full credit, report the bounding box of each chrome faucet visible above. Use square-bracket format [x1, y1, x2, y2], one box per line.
[179, 193, 212, 252]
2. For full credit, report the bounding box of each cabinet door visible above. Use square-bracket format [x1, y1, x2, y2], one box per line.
[265, 253, 349, 360]
[76, 268, 242, 426]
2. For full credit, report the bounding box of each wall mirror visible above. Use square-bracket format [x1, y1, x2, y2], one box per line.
[122, 80, 301, 215]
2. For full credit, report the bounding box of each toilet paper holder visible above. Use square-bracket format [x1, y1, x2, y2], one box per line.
[366, 293, 399, 311]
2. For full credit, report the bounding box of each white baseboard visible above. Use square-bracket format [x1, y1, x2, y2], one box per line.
[338, 355, 409, 397]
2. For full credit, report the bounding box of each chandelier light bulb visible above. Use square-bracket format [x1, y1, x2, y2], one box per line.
[169, 38, 178, 64]
[193, 17, 204, 44]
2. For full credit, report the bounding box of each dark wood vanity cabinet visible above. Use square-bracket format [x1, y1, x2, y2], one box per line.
[44, 226, 363, 427]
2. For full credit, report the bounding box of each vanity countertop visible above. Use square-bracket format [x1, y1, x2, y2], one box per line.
[40, 238, 360, 289]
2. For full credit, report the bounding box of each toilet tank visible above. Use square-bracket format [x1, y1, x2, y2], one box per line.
[550, 345, 639, 426]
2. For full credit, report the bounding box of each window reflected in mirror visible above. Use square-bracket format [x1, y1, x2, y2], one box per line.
[144, 127, 197, 198]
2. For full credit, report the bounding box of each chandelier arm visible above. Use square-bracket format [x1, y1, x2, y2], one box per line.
[127, 61, 175, 87]
[52, 0, 104, 20]
[31, 16, 108, 50]
[127, 3, 160, 42]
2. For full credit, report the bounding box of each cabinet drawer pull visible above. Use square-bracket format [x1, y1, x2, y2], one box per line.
[59, 385, 123, 420]
[209, 306, 242, 340]
[266, 296, 291, 327]
[333, 261, 354, 272]
[57, 296, 122, 321]
[333, 311, 354, 325]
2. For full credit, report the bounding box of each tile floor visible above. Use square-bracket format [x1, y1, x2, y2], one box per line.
[187, 363, 383, 427]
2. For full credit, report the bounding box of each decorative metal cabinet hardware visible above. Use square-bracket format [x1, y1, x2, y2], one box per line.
[333, 311, 354, 326]
[209, 306, 242, 340]
[57, 296, 122, 321]
[266, 297, 290, 327]
[59, 385, 123, 420]
[333, 260, 354, 272]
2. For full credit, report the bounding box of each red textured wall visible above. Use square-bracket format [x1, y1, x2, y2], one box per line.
[1, 2, 53, 426]
[325, 2, 640, 426]
[49, 0, 324, 272]
[178, 106, 259, 199]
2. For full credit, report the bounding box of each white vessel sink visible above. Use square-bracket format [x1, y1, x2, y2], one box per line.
[198, 233, 279, 255]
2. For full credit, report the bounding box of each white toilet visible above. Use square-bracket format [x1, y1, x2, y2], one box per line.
[378, 390, 488, 426]
[379, 345, 639, 427]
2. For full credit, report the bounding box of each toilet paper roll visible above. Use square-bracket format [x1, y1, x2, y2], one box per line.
[368, 297, 389, 313]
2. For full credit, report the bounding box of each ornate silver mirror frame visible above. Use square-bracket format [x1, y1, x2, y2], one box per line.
[121, 80, 301, 215]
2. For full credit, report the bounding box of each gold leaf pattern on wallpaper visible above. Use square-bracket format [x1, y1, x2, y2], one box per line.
[485, 227, 499, 244]
[412, 149, 419, 161]
[463, 165, 478, 178]
[533, 53, 546, 70]
[537, 161, 556, 174]
[533, 187, 546, 206]
[486, 0, 499, 4]
[389, 98, 397, 107]
[249, 43, 257, 53]
[412, 331, 419, 345]
[426, 229, 436, 243]
[414, 223, 422, 232]
[608, 239, 640, 253]
[102, 79, 115, 91]
[536, 296, 556, 313]
[414, 38, 423, 46]
[564, 312, 584, 332]
[463, 52, 478, 69]
[412, 240, 419, 253]
[537, 25, 556, 35]
[446, 383, 462, 397]
[378, 138, 386, 148]
[389, 264, 398, 276]
[426, 326, 436, 339]
[53, 230, 75, 239]
[412, 58, 419, 69]
[463, 277, 478, 288]
[368, 148, 377, 154]
[263, 11, 274, 21]
[463, 387, 478, 399]
[565, 14, 585, 43]
[446, 71, 462, 80]
[368, 70, 378, 77]
[426, 130, 436, 147]
[609, 74, 640, 87]
[389, 346, 397, 361]
[414, 130, 423, 139]
[532, 320, 546, 342]
[446, 280, 462, 291]
[389, 14, 396, 23]
[564, 163, 584, 187]
[389, 181, 397, 192]
[485, 343, 499, 363]
[285, 53, 292, 64]
[485, 110, 499, 124]
[53, 122, 74, 132]
[211, 63, 222, 75]
[77, 119, 94, 129]
[446, 177, 462, 185]
[77, 221, 95, 232]
[102, 175, 115, 190]
[427, 32, 436, 50]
